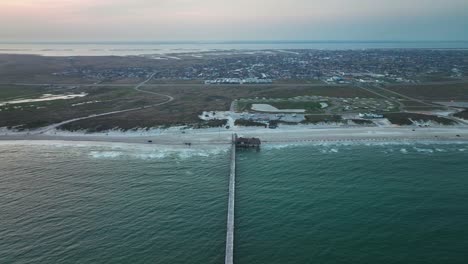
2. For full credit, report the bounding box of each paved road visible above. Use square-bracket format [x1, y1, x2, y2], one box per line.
[35, 73, 174, 134]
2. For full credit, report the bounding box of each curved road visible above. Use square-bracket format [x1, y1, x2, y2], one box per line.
[36, 73, 174, 134]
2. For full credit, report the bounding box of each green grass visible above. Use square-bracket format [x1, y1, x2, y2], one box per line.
[0, 85, 47, 100]
[268, 101, 322, 113]
[0, 86, 167, 130]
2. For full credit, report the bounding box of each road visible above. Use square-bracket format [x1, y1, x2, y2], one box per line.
[35, 73, 174, 134]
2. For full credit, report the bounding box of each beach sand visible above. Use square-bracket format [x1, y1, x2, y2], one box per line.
[1, 125, 467, 146]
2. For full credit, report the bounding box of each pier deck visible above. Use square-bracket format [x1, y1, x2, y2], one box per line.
[225, 134, 236, 264]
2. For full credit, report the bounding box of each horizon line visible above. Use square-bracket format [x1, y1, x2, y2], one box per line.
[1, 40, 468, 45]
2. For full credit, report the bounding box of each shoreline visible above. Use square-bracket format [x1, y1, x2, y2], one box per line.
[1, 126, 468, 147]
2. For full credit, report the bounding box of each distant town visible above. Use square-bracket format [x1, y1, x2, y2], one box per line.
[52, 49, 467, 84]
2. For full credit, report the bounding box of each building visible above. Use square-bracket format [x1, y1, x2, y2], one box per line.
[235, 136, 261, 150]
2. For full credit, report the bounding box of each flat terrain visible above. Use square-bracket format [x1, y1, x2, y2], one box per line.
[60, 85, 374, 130]
[0, 85, 167, 130]
[2, 81, 467, 131]
[1, 79, 384, 131]
[0, 53, 467, 131]
[387, 82, 468, 101]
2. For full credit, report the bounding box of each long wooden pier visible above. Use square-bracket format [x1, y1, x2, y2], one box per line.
[225, 134, 236, 264]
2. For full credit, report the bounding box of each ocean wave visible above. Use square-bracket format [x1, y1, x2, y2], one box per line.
[413, 147, 434, 153]
[263, 140, 468, 149]
[261, 140, 468, 156]
[89, 151, 123, 158]
[88, 146, 229, 160]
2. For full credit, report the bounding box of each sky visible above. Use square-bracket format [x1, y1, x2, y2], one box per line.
[0, 0, 467, 42]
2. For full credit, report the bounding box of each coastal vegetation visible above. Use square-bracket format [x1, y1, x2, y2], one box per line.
[234, 119, 267, 127]
[454, 109, 468, 120]
[384, 113, 456, 126]
[302, 115, 343, 124]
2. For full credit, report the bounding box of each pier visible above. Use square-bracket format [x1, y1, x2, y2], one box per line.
[225, 134, 261, 264]
[225, 134, 236, 264]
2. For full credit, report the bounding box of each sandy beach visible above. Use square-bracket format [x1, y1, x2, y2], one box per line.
[1, 125, 468, 146]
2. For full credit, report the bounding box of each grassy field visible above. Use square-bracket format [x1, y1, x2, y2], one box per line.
[237, 100, 323, 113]
[147, 79, 204, 85]
[417, 74, 462, 83]
[0, 86, 166, 130]
[52, 84, 376, 131]
[0, 85, 49, 100]
[2, 77, 463, 131]
[273, 79, 324, 84]
[253, 85, 378, 98]
[454, 109, 468, 120]
[266, 101, 322, 112]
[387, 82, 468, 101]
[0, 54, 206, 84]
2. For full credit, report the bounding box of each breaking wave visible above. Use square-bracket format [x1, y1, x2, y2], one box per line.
[87, 146, 229, 160]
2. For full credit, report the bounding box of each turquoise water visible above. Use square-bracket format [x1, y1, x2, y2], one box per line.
[1, 141, 468, 263]
[236, 143, 468, 264]
[0, 142, 229, 264]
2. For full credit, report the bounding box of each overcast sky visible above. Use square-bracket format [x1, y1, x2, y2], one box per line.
[1, 0, 467, 41]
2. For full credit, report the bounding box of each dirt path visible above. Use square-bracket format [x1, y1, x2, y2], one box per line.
[35, 73, 174, 134]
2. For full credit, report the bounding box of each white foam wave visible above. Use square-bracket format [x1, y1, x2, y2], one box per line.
[88, 146, 229, 160]
[400, 148, 408, 154]
[89, 151, 123, 158]
[413, 147, 434, 153]
[319, 148, 340, 154]
[133, 153, 168, 159]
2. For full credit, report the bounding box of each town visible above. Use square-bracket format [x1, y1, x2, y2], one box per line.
[53, 49, 468, 84]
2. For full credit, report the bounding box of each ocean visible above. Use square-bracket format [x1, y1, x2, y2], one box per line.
[1, 141, 468, 263]
[1, 41, 468, 56]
